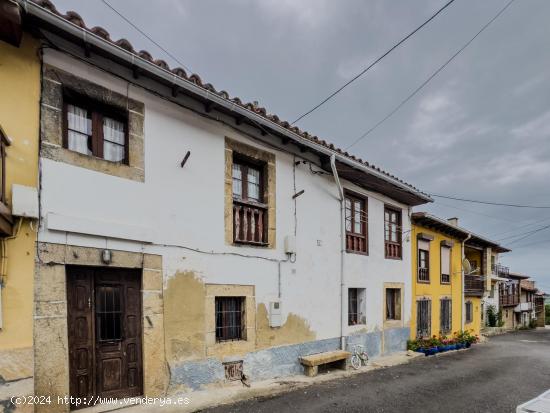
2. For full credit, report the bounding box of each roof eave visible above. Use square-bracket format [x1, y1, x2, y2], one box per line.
[23, 0, 432, 206]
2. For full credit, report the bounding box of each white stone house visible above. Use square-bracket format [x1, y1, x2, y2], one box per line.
[28, 1, 430, 410]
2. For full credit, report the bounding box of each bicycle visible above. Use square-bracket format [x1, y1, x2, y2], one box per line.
[350, 344, 369, 369]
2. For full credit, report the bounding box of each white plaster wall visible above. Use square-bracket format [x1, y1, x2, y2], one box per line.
[39, 50, 413, 341]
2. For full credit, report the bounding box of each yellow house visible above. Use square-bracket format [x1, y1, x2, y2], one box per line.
[410, 213, 469, 340]
[0, 0, 41, 402]
[411, 213, 510, 340]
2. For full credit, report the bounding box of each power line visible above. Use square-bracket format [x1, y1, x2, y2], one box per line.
[506, 225, 550, 246]
[100, 0, 193, 74]
[491, 216, 550, 237]
[430, 192, 550, 209]
[290, 0, 457, 125]
[434, 200, 517, 223]
[345, 0, 515, 150]
[498, 224, 550, 241]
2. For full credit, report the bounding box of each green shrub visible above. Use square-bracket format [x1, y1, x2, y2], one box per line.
[545, 304, 550, 325]
[486, 305, 498, 327]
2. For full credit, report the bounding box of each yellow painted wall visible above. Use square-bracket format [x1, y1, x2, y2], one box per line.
[0, 33, 40, 353]
[410, 224, 463, 339]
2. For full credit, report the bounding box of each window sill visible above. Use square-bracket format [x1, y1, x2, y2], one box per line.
[417, 279, 431, 284]
[385, 256, 403, 261]
[346, 250, 369, 256]
[233, 241, 269, 248]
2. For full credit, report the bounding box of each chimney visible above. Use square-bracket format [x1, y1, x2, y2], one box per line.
[448, 217, 458, 226]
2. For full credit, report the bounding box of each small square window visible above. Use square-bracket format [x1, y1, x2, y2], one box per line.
[215, 297, 245, 342]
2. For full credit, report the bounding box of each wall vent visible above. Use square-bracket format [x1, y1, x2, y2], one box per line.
[224, 360, 243, 381]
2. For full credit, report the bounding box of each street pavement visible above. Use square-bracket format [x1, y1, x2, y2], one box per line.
[201, 328, 550, 413]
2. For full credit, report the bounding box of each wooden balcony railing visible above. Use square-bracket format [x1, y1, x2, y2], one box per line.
[464, 275, 485, 296]
[500, 293, 519, 307]
[385, 241, 402, 259]
[417, 267, 429, 282]
[346, 233, 367, 253]
[233, 200, 268, 245]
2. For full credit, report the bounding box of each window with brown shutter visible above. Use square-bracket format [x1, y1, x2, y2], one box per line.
[63, 94, 129, 164]
[232, 155, 268, 245]
[384, 206, 402, 259]
[345, 192, 368, 254]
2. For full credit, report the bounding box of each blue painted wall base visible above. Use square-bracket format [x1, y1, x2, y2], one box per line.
[170, 327, 410, 390]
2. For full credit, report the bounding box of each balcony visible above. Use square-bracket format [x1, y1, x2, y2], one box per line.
[492, 264, 509, 277]
[233, 200, 268, 245]
[500, 293, 519, 307]
[514, 302, 533, 313]
[464, 275, 485, 297]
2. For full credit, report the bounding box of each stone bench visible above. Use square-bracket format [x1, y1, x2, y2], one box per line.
[299, 350, 351, 377]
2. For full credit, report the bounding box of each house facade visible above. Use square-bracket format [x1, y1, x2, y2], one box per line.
[410, 214, 509, 339]
[410, 213, 467, 339]
[14, 1, 434, 411]
[463, 232, 509, 335]
[0, 1, 41, 407]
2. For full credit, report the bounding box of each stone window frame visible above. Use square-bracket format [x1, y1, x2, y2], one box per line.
[224, 137, 276, 248]
[383, 282, 404, 328]
[41, 64, 145, 182]
[205, 284, 256, 357]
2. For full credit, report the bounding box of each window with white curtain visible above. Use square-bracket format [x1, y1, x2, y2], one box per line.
[64, 98, 127, 163]
[67, 104, 92, 156]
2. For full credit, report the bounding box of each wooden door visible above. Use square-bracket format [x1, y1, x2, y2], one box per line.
[67, 267, 143, 409]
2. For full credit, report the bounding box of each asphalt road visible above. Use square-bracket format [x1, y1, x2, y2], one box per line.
[201, 328, 550, 413]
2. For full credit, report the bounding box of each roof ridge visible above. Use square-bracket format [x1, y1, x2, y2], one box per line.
[31, 0, 426, 195]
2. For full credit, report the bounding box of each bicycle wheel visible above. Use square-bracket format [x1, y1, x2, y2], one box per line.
[350, 354, 361, 370]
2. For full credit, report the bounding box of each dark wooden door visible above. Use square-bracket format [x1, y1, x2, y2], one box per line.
[67, 267, 142, 409]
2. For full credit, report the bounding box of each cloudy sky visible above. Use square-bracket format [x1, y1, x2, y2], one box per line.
[52, 0, 550, 292]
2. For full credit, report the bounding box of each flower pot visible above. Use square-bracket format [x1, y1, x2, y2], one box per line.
[465, 342, 471, 348]
[429, 347, 439, 355]
[437, 346, 446, 353]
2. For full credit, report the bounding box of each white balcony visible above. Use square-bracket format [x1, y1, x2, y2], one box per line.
[514, 302, 533, 313]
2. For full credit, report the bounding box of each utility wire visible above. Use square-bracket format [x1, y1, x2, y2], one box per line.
[505, 225, 550, 246]
[430, 192, 550, 209]
[100, 0, 193, 74]
[345, 0, 515, 150]
[491, 216, 550, 237]
[290, 0, 457, 124]
[498, 224, 550, 241]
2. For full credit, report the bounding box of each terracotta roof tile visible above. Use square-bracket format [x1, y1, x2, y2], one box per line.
[30, 0, 428, 197]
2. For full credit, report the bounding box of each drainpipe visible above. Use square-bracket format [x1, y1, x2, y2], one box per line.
[330, 154, 346, 350]
[461, 233, 471, 331]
